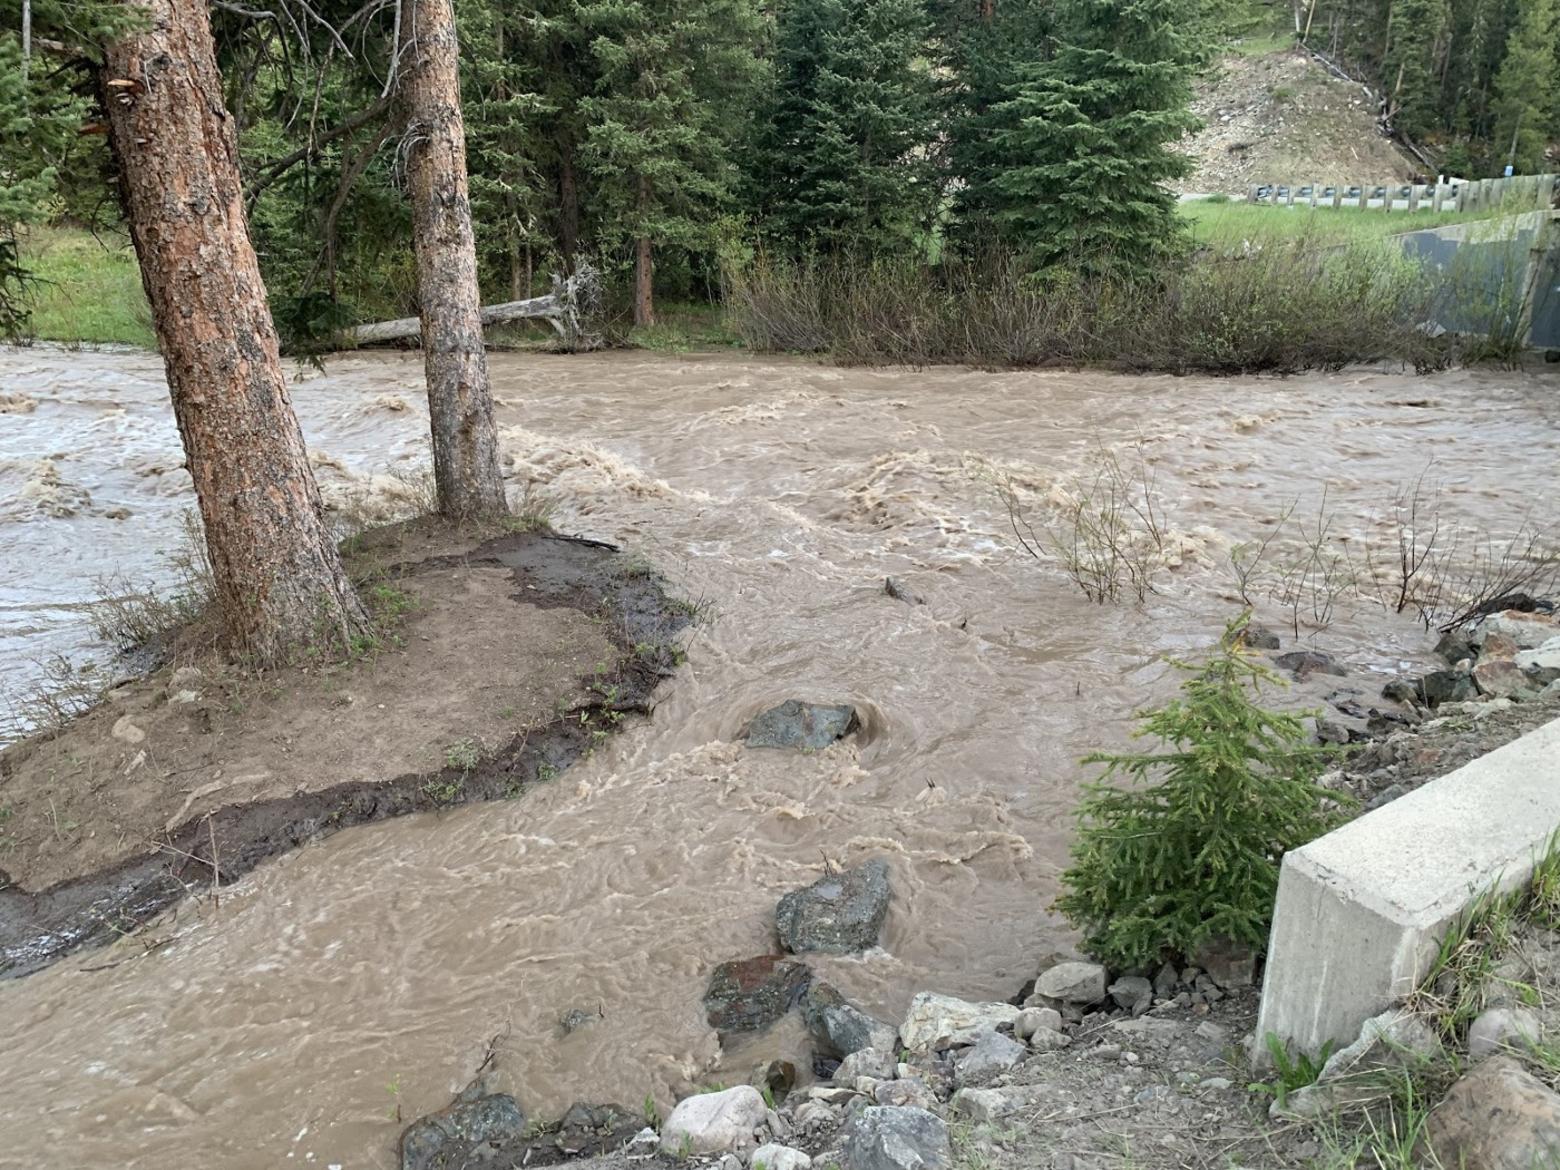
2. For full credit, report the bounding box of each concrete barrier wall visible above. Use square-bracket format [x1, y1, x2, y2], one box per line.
[1256, 716, 1560, 1056]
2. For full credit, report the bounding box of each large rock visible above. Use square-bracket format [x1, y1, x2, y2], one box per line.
[1468, 1007, 1542, 1059]
[1426, 1056, 1560, 1170]
[751, 1144, 811, 1170]
[801, 982, 897, 1057]
[1470, 612, 1560, 651]
[401, 1092, 528, 1170]
[1517, 638, 1560, 687]
[747, 701, 859, 750]
[1014, 1007, 1063, 1041]
[953, 1031, 1027, 1085]
[1473, 658, 1534, 698]
[1417, 669, 1477, 707]
[841, 1107, 951, 1170]
[1034, 961, 1108, 1005]
[705, 956, 811, 1036]
[1107, 976, 1152, 1015]
[900, 992, 1020, 1052]
[662, 1086, 769, 1156]
[1273, 650, 1347, 678]
[776, 859, 891, 954]
[1193, 937, 1257, 989]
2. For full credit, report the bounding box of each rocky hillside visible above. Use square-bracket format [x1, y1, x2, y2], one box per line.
[1176, 48, 1423, 195]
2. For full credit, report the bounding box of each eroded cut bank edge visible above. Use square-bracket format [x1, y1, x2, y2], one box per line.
[0, 529, 690, 978]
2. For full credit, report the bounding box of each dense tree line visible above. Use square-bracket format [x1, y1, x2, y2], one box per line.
[4, 0, 1223, 334]
[1300, 0, 1559, 173]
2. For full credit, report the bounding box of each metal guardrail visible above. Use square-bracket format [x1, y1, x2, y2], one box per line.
[1246, 173, 1560, 214]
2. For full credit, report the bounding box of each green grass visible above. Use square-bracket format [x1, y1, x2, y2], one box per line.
[1178, 200, 1498, 249]
[17, 226, 156, 348]
[627, 299, 743, 352]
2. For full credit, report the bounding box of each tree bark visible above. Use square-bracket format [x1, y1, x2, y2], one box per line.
[633, 176, 654, 327]
[101, 0, 369, 666]
[557, 150, 580, 274]
[397, 0, 508, 521]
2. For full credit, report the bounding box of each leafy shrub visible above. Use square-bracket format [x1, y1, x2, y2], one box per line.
[1054, 617, 1349, 970]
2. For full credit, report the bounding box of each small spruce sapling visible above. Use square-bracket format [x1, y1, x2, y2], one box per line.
[1054, 615, 1349, 970]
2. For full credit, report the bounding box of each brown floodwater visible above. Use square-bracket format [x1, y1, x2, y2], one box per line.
[1, 347, 1558, 1168]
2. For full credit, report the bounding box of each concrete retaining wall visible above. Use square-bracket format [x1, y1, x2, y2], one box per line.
[1256, 716, 1560, 1056]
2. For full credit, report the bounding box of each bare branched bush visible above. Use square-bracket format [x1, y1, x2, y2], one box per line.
[0, 654, 109, 741]
[725, 242, 1446, 374]
[90, 511, 216, 655]
[1001, 447, 1170, 604]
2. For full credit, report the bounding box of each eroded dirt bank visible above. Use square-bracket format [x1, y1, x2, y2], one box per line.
[1, 349, 1558, 1169]
[0, 526, 687, 976]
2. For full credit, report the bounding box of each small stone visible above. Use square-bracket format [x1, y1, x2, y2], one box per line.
[1427, 1056, 1560, 1170]
[1243, 623, 1281, 650]
[899, 992, 1019, 1052]
[776, 859, 891, 955]
[1152, 962, 1178, 998]
[1200, 1077, 1234, 1091]
[1194, 1021, 1229, 1043]
[1467, 1007, 1542, 1059]
[747, 700, 859, 750]
[1110, 1017, 1183, 1043]
[874, 1080, 938, 1110]
[950, 1088, 1036, 1122]
[1025, 1026, 1070, 1053]
[111, 715, 146, 745]
[723, 1154, 745, 1170]
[801, 982, 898, 1057]
[560, 1007, 597, 1034]
[751, 1144, 811, 1170]
[1273, 649, 1346, 678]
[1381, 677, 1420, 705]
[1013, 1007, 1063, 1040]
[954, 1031, 1026, 1085]
[1108, 975, 1153, 1015]
[841, 1106, 951, 1170]
[628, 1128, 660, 1152]
[1035, 961, 1109, 1005]
[400, 1092, 528, 1170]
[837, 1049, 897, 1084]
[1193, 937, 1256, 988]
[792, 1101, 838, 1133]
[170, 665, 203, 688]
[662, 1086, 769, 1156]
[705, 956, 811, 1037]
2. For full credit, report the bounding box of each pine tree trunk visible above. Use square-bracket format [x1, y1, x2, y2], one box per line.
[633, 176, 654, 327]
[558, 151, 580, 274]
[101, 0, 369, 666]
[397, 0, 509, 521]
[633, 237, 655, 326]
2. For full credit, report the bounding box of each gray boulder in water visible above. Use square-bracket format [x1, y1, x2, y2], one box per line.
[400, 1091, 527, 1170]
[776, 858, 891, 954]
[704, 954, 812, 1036]
[802, 981, 899, 1057]
[746, 700, 859, 750]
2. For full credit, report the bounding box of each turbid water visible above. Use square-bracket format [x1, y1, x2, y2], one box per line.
[1, 347, 1557, 1168]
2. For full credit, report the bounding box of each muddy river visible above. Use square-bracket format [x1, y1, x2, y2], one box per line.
[1, 348, 1557, 1168]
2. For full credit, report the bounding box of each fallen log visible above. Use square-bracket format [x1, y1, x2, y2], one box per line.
[345, 265, 601, 349]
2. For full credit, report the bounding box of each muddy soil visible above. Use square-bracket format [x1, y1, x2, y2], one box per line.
[0, 524, 688, 977]
[1176, 49, 1419, 193]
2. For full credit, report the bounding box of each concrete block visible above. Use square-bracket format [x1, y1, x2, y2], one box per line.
[1257, 717, 1560, 1057]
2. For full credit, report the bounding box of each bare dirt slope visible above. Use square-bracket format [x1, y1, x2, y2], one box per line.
[1176, 49, 1422, 194]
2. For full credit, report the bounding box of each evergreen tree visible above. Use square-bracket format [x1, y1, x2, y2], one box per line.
[749, 0, 939, 255]
[969, 0, 1206, 275]
[1383, 0, 1452, 139]
[577, 0, 766, 323]
[1491, 0, 1558, 172]
[1055, 618, 1347, 970]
